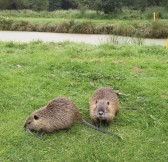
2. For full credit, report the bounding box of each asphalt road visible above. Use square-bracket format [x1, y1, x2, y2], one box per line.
[0, 31, 167, 46]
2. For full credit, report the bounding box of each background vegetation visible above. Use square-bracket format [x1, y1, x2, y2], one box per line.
[0, 41, 168, 161]
[0, 8, 168, 38]
[0, 0, 168, 12]
[0, 0, 167, 38]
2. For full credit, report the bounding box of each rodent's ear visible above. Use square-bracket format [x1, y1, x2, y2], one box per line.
[115, 91, 122, 97]
[34, 115, 39, 120]
[107, 101, 110, 105]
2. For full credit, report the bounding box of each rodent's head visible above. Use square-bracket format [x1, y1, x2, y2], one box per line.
[93, 100, 111, 120]
[24, 111, 45, 132]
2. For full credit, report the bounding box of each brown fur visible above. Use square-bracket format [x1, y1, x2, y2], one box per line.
[24, 97, 82, 132]
[89, 87, 119, 127]
[24, 97, 119, 136]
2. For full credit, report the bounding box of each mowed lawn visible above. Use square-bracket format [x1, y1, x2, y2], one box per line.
[0, 41, 167, 162]
[13, 17, 168, 25]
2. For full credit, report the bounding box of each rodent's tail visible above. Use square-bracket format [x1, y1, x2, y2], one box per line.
[120, 107, 138, 110]
[120, 107, 147, 113]
[80, 119, 122, 139]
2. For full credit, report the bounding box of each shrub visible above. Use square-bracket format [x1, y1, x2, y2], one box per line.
[70, 21, 94, 34]
[113, 25, 136, 37]
[55, 21, 70, 33]
[95, 25, 115, 34]
[0, 17, 13, 30]
[148, 21, 168, 38]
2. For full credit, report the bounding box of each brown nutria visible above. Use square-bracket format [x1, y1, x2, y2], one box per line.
[24, 97, 120, 137]
[89, 87, 119, 127]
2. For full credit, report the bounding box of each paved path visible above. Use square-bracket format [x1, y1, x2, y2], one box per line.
[0, 31, 166, 46]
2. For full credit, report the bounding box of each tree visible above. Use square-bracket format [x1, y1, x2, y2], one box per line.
[48, 0, 61, 11]
[0, 0, 11, 9]
[76, 0, 122, 14]
[161, 0, 168, 9]
[75, 0, 92, 14]
[61, 0, 77, 10]
[148, 0, 160, 6]
[26, 0, 49, 11]
[12, 0, 27, 9]
[136, 0, 148, 11]
[75, 0, 93, 9]
[94, 0, 122, 14]
[0, 0, 26, 9]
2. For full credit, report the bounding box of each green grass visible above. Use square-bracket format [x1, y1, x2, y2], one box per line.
[0, 7, 168, 19]
[13, 17, 134, 24]
[0, 41, 168, 162]
[12, 17, 168, 25]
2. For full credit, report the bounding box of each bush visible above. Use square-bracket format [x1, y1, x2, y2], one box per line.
[0, 17, 13, 30]
[148, 21, 168, 38]
[95, 24, 115, 34]
[55, 21, 70, 33]
[70, 21, 94, 34]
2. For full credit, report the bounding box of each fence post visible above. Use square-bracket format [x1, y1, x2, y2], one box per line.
[154, 12, 156, 21]
[166, 39, 168, 49]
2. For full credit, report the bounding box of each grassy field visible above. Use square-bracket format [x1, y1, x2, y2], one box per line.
[0, 41, 168, 161]
[12, 17, 168, 25]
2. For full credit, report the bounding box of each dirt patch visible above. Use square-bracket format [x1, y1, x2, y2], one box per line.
[132, 66, 142, 74]
[113, 60, 125, 64]
[72, 57, 105, 63]
[161, 95, 168, 100]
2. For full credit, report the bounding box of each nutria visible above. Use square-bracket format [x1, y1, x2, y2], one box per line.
[89, 87, 120, 127]
[24, 97, 120, 137]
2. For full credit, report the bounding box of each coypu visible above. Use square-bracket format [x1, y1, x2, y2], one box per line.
[24, 97, 120, 137]
[89, 87, 120, 127]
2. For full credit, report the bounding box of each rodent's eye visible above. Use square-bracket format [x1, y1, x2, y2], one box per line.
[107, 101, 110, 105]
[95, 100, 97, 104]
[94, 106, 97, 111]
[34, 115, 39, 120]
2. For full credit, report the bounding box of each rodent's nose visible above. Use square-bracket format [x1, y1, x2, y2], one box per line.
[99, 111, 104, 116]
[24, 123, 26, 128]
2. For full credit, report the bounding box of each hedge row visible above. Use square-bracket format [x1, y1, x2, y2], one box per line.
[0, 17, 168, 38]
